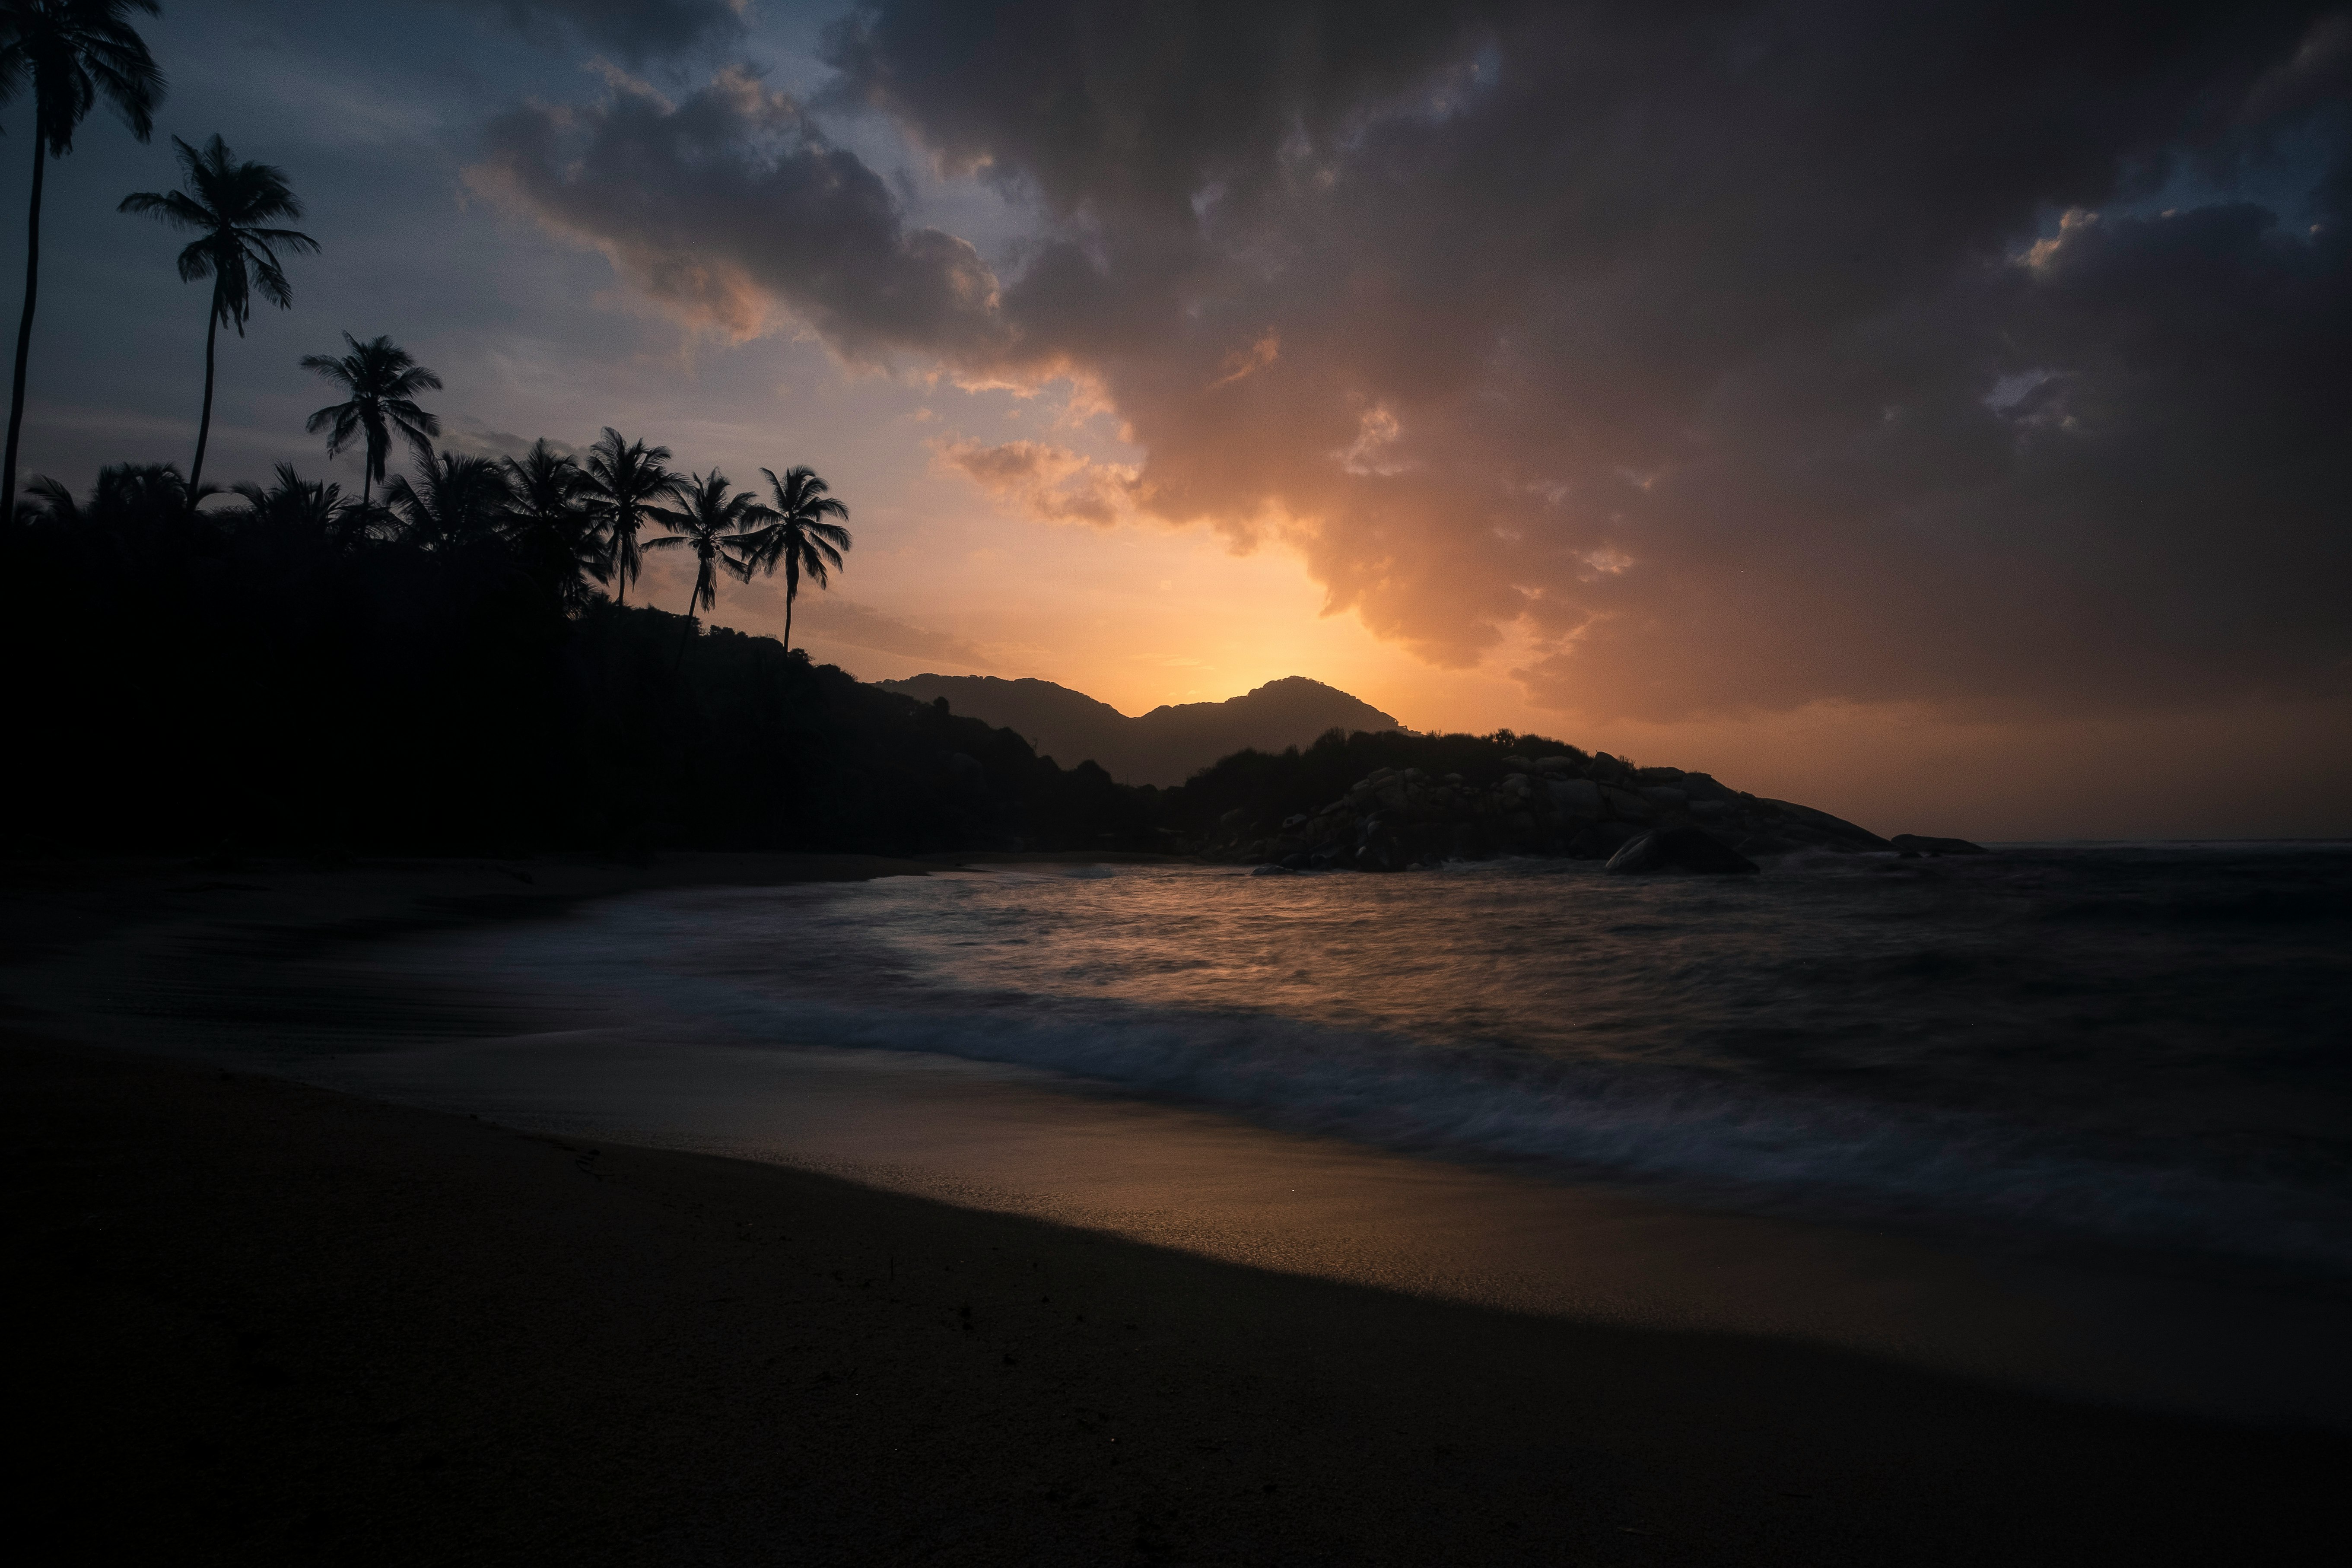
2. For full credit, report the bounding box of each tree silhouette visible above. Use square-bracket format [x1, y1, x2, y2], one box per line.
[501, 439, 605, 610]
[384, 450, 512, 550]
[0, 0, 165, 526]
[20, 458, 208, 528]
[582, 426, 681, 606]
[300, 332, 440, 506]
[731, 464, 851, 659]
[646, 468, 771, 667]
[119, 133, 317, 495]
[230, 460, 350, 538]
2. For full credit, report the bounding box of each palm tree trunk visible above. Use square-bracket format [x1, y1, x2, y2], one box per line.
[673, 563, 705, 672]
[189, 293, 222, 498]
[3, 140, 49, 529]
[782, 554, 800, 658]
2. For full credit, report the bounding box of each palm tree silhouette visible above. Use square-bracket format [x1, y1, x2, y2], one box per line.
[502, 439, 605, 610]
[300, 333, 440, 506]
[582, 428, 682, 606]
[0, 0, 165, 525]
[119, 133, 318, 496]
[646, 468, 771, 667]
[731, 465, 851, 659]
[21, 459, 209, 528]
[230, 461, 350, 537]
[384, 450, 512, 550]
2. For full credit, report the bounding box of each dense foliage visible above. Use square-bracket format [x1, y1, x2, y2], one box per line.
[6, 463, 1159, 856]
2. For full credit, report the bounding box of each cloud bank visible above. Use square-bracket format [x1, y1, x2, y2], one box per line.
[477, 0, 2352, 722]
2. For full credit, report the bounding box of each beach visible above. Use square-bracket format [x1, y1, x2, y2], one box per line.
[9, 855, 2348, 1564]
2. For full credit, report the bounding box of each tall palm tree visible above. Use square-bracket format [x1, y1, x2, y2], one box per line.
[501, 438, 605, 609]
[0, 0, 165, 526]
[383, 450, 512, 550]
[300, 332, 440, 505]
[730, 464, 851, 659]
[646, 468, 771, 667]
[582, 427, 682, 605]
[119, 132, 318, 495]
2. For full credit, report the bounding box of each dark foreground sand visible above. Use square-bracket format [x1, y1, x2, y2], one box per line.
[7, 857, 2347, 1565]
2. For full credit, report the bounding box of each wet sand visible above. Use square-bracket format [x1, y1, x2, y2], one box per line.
[8, 856, 2348, 1563]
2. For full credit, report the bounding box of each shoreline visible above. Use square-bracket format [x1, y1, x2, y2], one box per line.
[10, 853, 2349, 1561]
[14, 1030, 2349, 1565]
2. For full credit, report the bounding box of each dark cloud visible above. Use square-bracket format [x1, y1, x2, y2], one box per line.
[490, 0, 2352, 720]
[468, 65, 1009, 357]
[475, 0, 748, 61]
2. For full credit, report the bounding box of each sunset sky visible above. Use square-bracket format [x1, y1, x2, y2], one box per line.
[10, 0, 2348, 838]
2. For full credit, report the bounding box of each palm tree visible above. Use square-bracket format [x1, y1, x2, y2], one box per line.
[646, 468, 771, 667]
[0, 0, 165, 526]
[20, 458, 208, 528]
[731, 464, 851, 658]
[501, 438, 605, 609]
[119, 133, 318, 495]
[230, 460, 350, 535]
[383, 450, 512, 550]
[300, 332, 440, 505]
[582, 427, 682, 605]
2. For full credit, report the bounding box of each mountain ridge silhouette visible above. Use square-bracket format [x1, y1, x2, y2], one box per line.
[875, 673, 1403, 786]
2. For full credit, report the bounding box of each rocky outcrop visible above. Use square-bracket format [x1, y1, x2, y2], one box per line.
[1197, 754, 1898, 871]
[1604, 826, 1761, 875]
[1891, 833, 1988, 856]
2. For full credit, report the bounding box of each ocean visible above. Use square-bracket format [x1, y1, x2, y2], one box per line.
[425, 843, 2352, 1280]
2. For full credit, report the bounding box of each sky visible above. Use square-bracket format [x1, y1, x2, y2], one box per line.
[6, 0, 2349, 838]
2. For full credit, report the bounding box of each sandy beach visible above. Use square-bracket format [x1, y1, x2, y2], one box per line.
[8, 855, 2347, 1564]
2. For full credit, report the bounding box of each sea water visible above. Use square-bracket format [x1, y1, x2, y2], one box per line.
[35, 841, 2352, 1419]
[435, 843, 2352, 1281]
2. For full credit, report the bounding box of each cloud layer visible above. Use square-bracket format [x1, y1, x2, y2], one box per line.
[480, 0, 2352, 721]
[477, 0, 749, 61]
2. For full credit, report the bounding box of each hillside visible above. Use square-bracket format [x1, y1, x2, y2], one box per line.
[876, 674, 1403, 785]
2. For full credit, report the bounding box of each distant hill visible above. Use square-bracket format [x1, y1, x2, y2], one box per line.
[875, 674, 1403, 785]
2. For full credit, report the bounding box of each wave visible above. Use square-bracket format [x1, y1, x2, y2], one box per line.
[668, 974, 2352, 1275]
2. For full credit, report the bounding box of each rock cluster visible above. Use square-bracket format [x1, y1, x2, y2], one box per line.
[1206, 754, 1897, 874]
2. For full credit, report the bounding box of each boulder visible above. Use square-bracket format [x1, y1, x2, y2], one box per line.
[1605, 826, 1760, 875]
[1547, 778, 1602, 815]
[1566, 821, 1638, 860]
[1731, 832, 1800, 856]
[1598, 784, 1655, 821]
[1890, 833, 1988, 856]
[1755, 799, 1890, 850]
[1250, 862, 1294, 876]
[1640, 786, 1688, 805]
